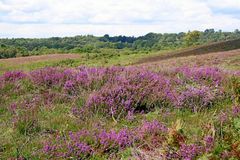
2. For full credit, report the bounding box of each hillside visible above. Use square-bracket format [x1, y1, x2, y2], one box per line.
[136, 38, 240, 64]
[0, 31, 240, 159]
[1, 42, 240, 159]
[1, 29, 240, 59]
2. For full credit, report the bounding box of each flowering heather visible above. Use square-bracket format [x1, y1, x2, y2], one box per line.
[0, 71, 27, 83]
[86, 69, 176, 118]
[204, 136, 214, 152]
[232, 105, 240, 117]
[43, 128, 133, 157]
[30, 67, 65, 87]
[164, 136, 215, 159]
[1, 66, 230, 116]
[75, 66, 107, 86]
[177, 85, 221, 111]
[64, 80, 76, 94]
[43, 131, 93, 159]
[136, 120, 168, 139]
[85, 66, 226, 118]
[29, 66, 128, 92]
[97, 129, 133, 151]
[42, 119, 219, 159]
[42, 120, 169, 157]
[175, 66, 224, 86]
[72, 66, 138, 90]
[218, 111, 228, 124]
[1, 65, 239, 159]
[178, 143, 203, 160]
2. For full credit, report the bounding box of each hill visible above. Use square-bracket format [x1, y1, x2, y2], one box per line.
[136, 38, 240, 64]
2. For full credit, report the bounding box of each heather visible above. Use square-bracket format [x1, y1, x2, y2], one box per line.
[0, 65, 240, 159]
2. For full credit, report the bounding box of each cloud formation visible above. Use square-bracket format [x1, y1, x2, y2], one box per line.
[0, 0, 240, 37]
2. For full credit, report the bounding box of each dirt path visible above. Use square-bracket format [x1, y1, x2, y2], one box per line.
[0, 53, 81, 65]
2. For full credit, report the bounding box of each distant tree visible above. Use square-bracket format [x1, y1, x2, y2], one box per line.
[234, 29, 240, 34]
[0, 44, 7, 48]
[1, 29, 240, 59]
[204, 29, 215, 34]
[184, 30, 200, 46]
[99, 34, 110, 42]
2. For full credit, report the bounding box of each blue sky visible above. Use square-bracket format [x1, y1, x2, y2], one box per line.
[0, 0, 240, 38]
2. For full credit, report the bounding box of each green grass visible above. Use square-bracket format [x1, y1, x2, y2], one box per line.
[0, 49, 167, 74]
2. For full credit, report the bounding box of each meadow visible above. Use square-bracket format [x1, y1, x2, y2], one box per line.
[0, 29, 240, 160]
[0, 43, 240, 159]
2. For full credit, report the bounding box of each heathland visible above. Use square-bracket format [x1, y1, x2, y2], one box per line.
[0, 29, 240, 159]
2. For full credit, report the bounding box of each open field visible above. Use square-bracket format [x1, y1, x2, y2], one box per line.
[0, 54, 81, 65]
[1, 39, 240, 75]
[1, 0, 240, 159]
[0, 44, 240, 159]
[0, 54, 81, 73]
[0, 50, 155, 74]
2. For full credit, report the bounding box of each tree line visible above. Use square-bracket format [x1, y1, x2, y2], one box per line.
[1, 29, 240, 59]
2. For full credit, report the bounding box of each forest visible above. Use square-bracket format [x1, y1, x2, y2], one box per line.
[1, 29, 240, 59]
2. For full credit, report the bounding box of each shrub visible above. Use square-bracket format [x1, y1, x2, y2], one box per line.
[175, 66, 224, 86]
[86, 69, 176, 119]
[176, 85, 222, 112]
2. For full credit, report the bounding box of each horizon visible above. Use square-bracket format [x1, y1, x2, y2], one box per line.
[1, 0, 240, 38]
[0, 28, 239, 39]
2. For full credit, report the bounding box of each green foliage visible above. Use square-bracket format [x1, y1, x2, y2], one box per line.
[184, 30, 201, 46]
[14, 105, 41, 136]
[231, 77, 240, 104]
[233, 118, 240, 131]
[50, 59, 77, 67]
[1, 29, 240, 159]
[0, 46, 18, 58]
[1, 29, 240, 59]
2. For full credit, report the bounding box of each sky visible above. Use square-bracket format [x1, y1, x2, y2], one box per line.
[0, 0, 240, 38]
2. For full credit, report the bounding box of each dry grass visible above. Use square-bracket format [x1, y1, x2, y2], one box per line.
[0, 54, 81, 65]
[0, 54, 81, 73]
[139, 49, 240, 71]
[136, 38, 240, 65]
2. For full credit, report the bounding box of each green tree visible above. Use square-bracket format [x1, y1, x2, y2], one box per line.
[184, 30, 200, 46]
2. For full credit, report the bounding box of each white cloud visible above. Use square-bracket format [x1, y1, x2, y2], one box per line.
[205, 0, 240, 9]
[0, 0, 240, 37]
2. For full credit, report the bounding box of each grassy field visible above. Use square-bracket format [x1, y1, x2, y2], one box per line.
[0, 45, 240, 159]
[0, 50, 156, 74]
[1, 39, 240, 75]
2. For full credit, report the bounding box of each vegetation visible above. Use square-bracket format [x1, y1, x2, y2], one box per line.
[1, 29, 240, 59]
[0, 29, 240, 159]
[0, 62, 239, 159]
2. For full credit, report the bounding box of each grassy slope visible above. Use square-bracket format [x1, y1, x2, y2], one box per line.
[0, 50, 156, 74]
[139, 49, 240, 71]
[1, 38, 240, 74]
[136, 38, 240, 64]
[0, 42, 240, 159]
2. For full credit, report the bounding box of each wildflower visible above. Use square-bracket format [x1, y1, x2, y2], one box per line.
[218, 111, 228, 124]
[204, 136, 214, 152]
[232, 105, 240, 117]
